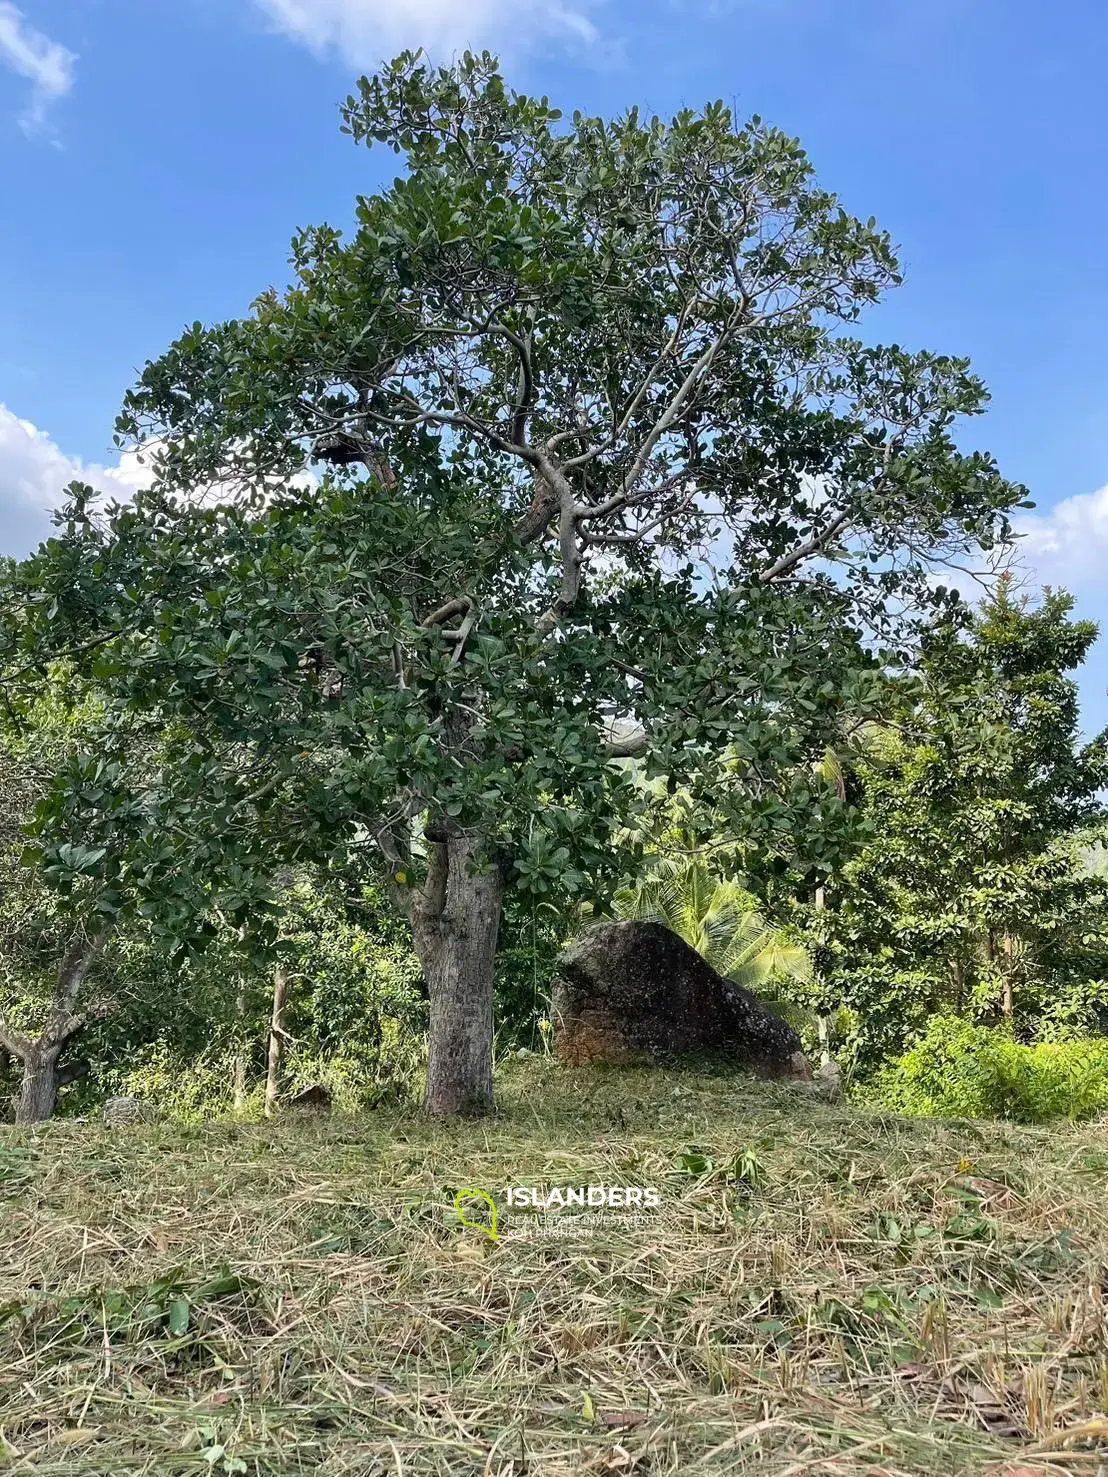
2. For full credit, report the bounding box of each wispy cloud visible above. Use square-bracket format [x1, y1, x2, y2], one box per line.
[0, 3, 75, 135]
[252, 0, 602, 68]
[1, 407, 322, 562]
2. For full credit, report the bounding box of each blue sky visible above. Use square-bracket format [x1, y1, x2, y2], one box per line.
[1, 0, 1106, 733]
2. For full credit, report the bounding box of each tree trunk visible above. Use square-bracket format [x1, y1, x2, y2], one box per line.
[17, 1048, 61, 1124]
[0, 931, 104, 1125]
[813, 887, 831, 1068]
[949, 957, 965, 1015]
[410, 834, 503, 1117]
[1000, 933, 1015, 1018]
[265, 966, 290, 1119]
[233, 980, 248, 1112]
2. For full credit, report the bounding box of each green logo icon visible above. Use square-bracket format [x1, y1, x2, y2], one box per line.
[455, 1188, 498, 1241]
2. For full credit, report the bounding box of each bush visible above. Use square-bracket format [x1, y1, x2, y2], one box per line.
[866, 1014, 1108, 1124]
[108, 1042, 252, 1123]
[110, 1035, 425, 1122]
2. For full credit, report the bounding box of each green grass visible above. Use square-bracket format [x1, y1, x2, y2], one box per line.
[2, 1060, 1108, 1474]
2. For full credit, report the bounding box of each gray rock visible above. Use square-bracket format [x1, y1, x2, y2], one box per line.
[551, 921, 811, 1079]
[285, 1083, 332, 1112]
[814, 1059, 843, 1102]
[788, 1059, 844, 1105]
[102, 1095, 157, 1126]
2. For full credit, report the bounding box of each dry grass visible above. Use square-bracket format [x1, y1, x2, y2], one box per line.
[2, 1059, 1108, 1475]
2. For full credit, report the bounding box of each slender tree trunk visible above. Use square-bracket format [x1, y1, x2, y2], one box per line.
[232, 1056, 247, 1112]
[233, 981, 248, 1112]
[813, 887, 831, 1068]
[1000, 933, 1015, 1018]
[949, 957, 965, 1015]
[265, 966, 290, 1119]
[409, 833, 503, 1117]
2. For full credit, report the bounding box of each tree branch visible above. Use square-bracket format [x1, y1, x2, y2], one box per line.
[534, 459, 583, 636]
[605, 726, 650, 759]
[0, 1016, 32, 1061]
[413, 837, 450, 938]
[574, 312, 740, 519]
[421, 597, 472, 629]
[759, 508, 852, 583]
[448, 607, 479, 667]
[0, 931, 106, 1064]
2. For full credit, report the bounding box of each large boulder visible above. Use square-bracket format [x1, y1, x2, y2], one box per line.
[551, 921, 811, 1079]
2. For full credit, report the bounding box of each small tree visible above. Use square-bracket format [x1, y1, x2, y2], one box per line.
[1, 53, 1024, 1115]
[0, 654, 306, 1121]
[0, 686, 113, 1121]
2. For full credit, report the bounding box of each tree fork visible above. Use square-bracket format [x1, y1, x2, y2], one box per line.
[0, 932, 104, 1124]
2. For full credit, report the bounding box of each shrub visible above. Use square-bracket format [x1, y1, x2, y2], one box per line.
[866, 1014, 1108, 1124]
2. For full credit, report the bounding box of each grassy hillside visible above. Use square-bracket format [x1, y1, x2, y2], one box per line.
[2, 1061, 1108, 1475]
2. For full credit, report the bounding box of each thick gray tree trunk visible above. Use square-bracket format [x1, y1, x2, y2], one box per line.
[17, 1049, 62, 1123]
[409, 833, 503, 1117]
[0, 932, 104, 1125]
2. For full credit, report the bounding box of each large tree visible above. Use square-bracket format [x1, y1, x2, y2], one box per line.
[815, 583, 1108, 1063]
[0, 53, 1024, 1114]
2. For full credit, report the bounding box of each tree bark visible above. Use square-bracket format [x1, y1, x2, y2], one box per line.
[949, 956, 965, 1015]
[265, 966, 290, 1118]
[409, 833, 503, 1117]
[813, 886, 831, 1068]
[17, 1047, 62, 1123]
[233, 980, 248, 1112]
[0, 931, 105, 1124]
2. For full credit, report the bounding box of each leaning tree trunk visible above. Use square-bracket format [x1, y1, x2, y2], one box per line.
[409, 833, 504, 1117]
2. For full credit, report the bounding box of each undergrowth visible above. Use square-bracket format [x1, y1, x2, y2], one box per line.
[869, 1016, 1108, 1124]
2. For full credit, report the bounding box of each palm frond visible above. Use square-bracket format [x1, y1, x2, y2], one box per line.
[614, 857, 813, 992]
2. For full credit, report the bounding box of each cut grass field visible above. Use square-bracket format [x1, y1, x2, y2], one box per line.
[2, 1061, 1108, 1476]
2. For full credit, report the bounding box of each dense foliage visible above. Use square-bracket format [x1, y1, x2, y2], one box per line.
[813, 584, 1108, 1069]
[866, 1015, 1108, 1124]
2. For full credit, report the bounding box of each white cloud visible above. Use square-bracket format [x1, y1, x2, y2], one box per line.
[1013, 483, 1108, 592]
[0, 405, 153, 558]
[0, 3, 75, 135]
[1, 407, 321, 561]
[252, 0, 601, 67]
[1006, 485, 1108, 740]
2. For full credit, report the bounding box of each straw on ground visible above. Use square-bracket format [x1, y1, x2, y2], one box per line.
[2, 1060, 1107, 1475]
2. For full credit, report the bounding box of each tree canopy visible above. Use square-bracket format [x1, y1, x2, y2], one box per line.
[0, 51, 1029, 1114]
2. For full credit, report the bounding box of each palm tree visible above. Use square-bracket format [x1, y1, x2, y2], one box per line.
[613, 857, 813, 991]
